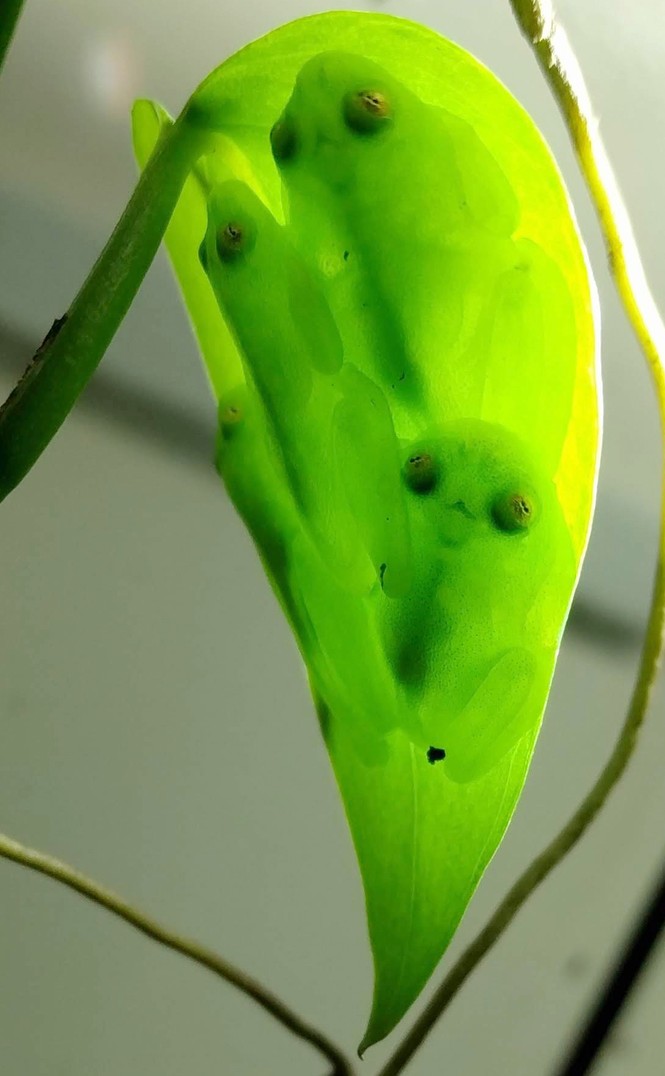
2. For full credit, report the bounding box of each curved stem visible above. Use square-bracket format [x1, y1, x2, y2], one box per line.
[378, 4, 665, 1073]
[0, 830, 354, 1076]
[0, 0, 25, 75]
[0, 113, 212, 503]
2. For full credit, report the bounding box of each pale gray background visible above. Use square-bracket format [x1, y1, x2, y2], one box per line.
[0, 1, 664, 1074]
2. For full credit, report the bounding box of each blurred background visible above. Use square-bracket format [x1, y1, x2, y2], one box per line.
[0, 1, 663, 1073]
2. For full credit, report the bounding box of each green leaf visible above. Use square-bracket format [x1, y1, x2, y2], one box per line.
[133, 11, 600, 1050]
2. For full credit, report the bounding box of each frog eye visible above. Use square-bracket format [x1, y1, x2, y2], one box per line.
[218, 402, 244, 442]
[402, 451, 438, 493]
[216, 218, 256, 263]
[220, 402, 243, 428]
[270, 116, 298, 163]
[491, 491, 537, 533]
[343, 89, 392, 134]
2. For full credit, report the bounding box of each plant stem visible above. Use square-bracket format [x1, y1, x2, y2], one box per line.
[0, 830, 354, 1076]
[378, 3, 665, 1073]
[0, 113, 211, 503]
[0, 0, 25, 74]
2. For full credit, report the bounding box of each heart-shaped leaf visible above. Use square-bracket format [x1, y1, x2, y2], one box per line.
[132, 11, 600, 1050]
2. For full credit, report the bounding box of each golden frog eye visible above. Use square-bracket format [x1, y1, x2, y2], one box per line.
[216, 219, 256, 263]
[343, 89, 392, 134]
[217, 400, 243, 441]
[402, 451, 438, 494]
[220, 403, 243, 428]
[491, 490, 537, 533]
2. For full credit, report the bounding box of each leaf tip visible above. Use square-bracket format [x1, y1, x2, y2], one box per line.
[357, 1013, 385, 1058]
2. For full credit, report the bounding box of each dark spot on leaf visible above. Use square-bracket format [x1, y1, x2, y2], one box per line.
[427, 746, 446, 765]
[343, 250, 350, 261]
[379, 563, 387, 589]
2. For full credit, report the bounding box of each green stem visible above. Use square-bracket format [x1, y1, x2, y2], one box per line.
[0, 113, 211, 502]
[0, 830, 354, 1076]
[0, 0, 25, 74]
[379, 3, 665, 1073]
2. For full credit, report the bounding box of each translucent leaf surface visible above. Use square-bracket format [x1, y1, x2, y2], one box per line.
[132, 12, 600, 1049]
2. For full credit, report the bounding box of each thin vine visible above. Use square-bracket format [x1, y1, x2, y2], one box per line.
[0, 830, 354, 1076]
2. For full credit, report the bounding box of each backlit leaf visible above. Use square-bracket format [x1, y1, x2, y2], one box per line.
[132, 12, 600, 1049]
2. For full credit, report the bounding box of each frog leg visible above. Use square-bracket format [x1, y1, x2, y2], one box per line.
[435, 647, 540, 784]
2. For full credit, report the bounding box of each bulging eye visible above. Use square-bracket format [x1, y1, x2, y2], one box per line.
[216, 218, 256, 263]
[402, 451, 438, 494]
[270, 116, 298, 163]
[220, 402, 243, 428]
[218, 392, 247, 443]
[491, 490, 537, 534]
[342, 89, 392, 134]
